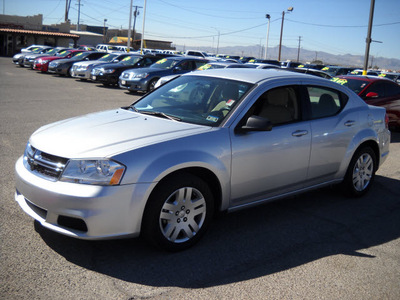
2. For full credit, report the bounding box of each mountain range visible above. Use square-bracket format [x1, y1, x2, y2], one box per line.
[176, 44, 400, 71]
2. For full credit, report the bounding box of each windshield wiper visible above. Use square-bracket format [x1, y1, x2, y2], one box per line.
[138, 110, 181, 121]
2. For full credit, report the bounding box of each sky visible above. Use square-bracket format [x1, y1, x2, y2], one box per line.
[2, 0, 400, 60]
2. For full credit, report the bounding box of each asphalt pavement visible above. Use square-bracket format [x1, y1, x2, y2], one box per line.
[1, 57, 399, 300]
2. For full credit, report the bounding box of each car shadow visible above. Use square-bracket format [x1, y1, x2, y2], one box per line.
[35, 175, 400, 288]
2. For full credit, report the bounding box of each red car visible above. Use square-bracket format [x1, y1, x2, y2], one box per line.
[33, 49, 86, 73]
[332, 75, 400, 130]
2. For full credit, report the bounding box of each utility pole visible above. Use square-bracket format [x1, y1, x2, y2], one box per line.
[132, 6, 142, 43]
[65, 0, 72, 22]
[278, 7, 293, 61]
[297, 36, 302, 62]
[76, 0, 83, 31]
[127, 0, 133, 51]
[363, 0, 375, 75]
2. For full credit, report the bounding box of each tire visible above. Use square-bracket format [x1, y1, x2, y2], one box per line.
[142, 173, 214, 251]
[342, 146, 376, 197]
[147, 78, 158, 92]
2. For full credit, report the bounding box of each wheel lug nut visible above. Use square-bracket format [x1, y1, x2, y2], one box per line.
[181, 206, 185, 210]
[177, 218, 181, 223]
[183, 217, 187, 222]
[175, 212, 179, 216]
[186, 210, 190, 214]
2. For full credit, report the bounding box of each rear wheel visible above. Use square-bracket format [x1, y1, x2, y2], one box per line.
[142, 173, 214, 251]
[342, 146, 376, 197]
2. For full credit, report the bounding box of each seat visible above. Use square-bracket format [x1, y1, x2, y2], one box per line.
[315, 93, 338, 118]
[258, 88, 293, 124]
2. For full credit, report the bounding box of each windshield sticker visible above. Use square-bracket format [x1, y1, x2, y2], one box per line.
[206, 115, 219, 123]
[75, 53, 84, 57]
[331, 77, 347, 85]
[322, 67, 329, 71]
[59, 51, 67, 55]
[298, 65, 305, 68]
[198, 64, 212, 70]
[103, 54, 110, 58]
[156, 58, 167, 64]
[249, 59, 255, 63]
[122, 57, 131, 61]
[226, 99, 235, 107]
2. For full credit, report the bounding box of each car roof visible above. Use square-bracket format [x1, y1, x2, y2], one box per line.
[183, 68, 326, 84]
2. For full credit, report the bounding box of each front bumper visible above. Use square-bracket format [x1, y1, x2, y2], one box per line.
[15, 156, 153, 240]
[119, 78, 148, 92]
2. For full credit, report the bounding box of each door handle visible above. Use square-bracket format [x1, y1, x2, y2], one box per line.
[292, 130, 308, 137]
[344, 120, 356, 127]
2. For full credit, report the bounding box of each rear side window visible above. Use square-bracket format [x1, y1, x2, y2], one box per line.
[307, 86, 348, 119]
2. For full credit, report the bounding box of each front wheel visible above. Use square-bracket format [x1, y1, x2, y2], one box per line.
[147, 78, 158, 92]
[142, 173, 214, 251]
[342, 146, 376, 197]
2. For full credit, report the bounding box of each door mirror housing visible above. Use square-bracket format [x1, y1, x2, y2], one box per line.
[236, 115, 273, 133]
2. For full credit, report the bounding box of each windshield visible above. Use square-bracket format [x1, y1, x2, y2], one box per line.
[128, 75, 253, 126]
[98, 54, 118, 62]
[150, 58, 179, 70]
[120, 56, 142, 66]
[55, 50, 73, 58]
[331, 77, 369, 94]
[70, 52, 88, 60]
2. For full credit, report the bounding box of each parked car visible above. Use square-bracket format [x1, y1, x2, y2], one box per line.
[15, 69, 390, 251]
[17, 46, 56, 67]
[48, 52, 106, 76]
[91, 54, 162, 86]
[350, 69, 381, 76]
[12, 46, 51, 65]
[155, 61, 253, 88]
[119, 56, 208, 92]
[95, 44, 121, 53]
[284, 67, 332, 79]
[20, 44, 44, 53]
[33, 49, 86, 73]
[247, 59, 281, 66]
[322, 66, 355, 76]
[22, 47, 69, 69]
[379, 72, 400, 84]
[331, 75, 400, 130]
[70, 53, 132, 80]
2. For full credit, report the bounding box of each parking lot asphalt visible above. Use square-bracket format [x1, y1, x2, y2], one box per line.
[1, 56, 400, 300]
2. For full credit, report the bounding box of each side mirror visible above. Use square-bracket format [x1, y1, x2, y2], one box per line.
[236, 115, 273, 133]
[365, 92, 379, 98]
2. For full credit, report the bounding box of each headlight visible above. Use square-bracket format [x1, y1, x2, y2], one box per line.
[39, 59, 49, 64]
[134, 73, 149, 79]
[103, 69, 115, 74]
[60, 159, 125, 186]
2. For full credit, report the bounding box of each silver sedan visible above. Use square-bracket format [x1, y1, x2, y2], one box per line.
[15, 69, 390, 251]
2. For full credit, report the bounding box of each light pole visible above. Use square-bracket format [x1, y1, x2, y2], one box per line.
[278, 7, 293, 61]
[212, 27, 220, 54]
[103, 19, 107, 43]
[264, 14, 271, 59]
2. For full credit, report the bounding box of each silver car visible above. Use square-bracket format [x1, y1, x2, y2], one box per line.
[15, 69, 390, 251]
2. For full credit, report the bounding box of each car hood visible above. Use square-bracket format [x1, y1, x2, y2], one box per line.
[123, 67, 166, 75]
[30, 108, 210, 158]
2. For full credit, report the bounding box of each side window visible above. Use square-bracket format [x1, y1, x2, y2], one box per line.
[179, 61, 192, 70]
[368, 82, 386, 97]
[384, 81, 400, 97]
[251, 86, 300, 126]
[308, 86, 346, 119]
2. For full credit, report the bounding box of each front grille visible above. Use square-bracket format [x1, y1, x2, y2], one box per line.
[25, 145, 68, 181]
